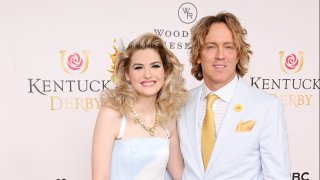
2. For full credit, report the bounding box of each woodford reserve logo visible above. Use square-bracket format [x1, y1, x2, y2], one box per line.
[178, 2, 198, 24]
[27, 50, 110, 111]
[250, 50, 319, 108]
[152, 2, 199, 50]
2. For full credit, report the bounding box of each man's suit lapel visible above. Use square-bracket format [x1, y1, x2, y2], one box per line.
[206, 79, 251, 172]
[185, 86, 205, 173]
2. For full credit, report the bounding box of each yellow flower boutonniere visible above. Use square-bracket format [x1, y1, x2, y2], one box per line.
[234, 103, 243, 112]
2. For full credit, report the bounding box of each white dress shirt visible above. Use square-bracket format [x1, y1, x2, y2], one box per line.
[197, 75, 239, 142]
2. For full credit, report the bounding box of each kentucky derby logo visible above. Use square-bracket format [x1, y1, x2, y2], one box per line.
[178, 2, 197, 24]
[59, 50, 89, 74]
[279, 51, 304, 73]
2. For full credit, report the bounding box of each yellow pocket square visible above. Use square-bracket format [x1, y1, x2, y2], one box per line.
[235, 120, 255, 132]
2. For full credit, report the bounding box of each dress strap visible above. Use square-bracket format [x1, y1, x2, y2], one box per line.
[117, 116, 127, 139]
[165, 128, 170, 139]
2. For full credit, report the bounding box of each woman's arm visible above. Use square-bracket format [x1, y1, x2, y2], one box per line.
[92, 107, 121, 180]
[167, 121, 184, 180]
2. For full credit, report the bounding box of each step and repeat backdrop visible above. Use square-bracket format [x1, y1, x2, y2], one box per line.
[0, 0, 319, 179]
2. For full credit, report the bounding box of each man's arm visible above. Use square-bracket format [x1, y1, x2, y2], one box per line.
[259, 99, 291, 179]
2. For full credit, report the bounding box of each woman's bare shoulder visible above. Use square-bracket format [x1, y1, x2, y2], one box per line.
[96, 106, 122, 127]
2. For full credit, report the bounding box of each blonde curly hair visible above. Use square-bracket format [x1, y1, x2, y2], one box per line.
[190, 12, 253, 80]
[101, 33, 188, 127]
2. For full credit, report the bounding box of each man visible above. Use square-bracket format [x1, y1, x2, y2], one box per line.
[178, 12, 290, 179]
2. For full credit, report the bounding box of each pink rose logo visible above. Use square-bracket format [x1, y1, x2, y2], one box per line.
[279, 51, 304, 74]
[285, 54, 299, 70]
[67, 53, 83, 70]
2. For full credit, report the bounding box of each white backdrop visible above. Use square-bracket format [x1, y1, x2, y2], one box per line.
[0, 0, 17, 179]
[0, 0, 319, 179]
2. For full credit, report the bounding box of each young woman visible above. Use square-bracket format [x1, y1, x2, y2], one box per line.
[92, 33, 188, 180]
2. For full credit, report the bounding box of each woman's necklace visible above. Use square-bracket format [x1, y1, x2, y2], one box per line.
[131, 103, 161, 136]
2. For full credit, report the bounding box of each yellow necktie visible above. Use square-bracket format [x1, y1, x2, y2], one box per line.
[201, 94, 219, 171]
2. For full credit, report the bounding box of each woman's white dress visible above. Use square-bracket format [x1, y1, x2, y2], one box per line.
[109, 116, 170, 180]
